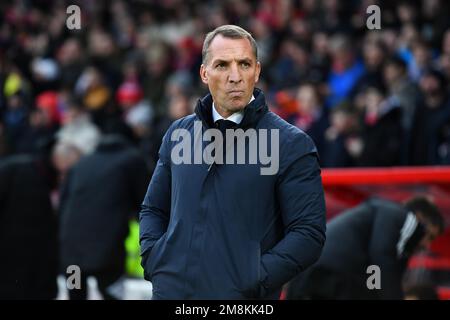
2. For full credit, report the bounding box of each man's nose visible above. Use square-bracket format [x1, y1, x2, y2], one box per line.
[228, 64, 242, 83]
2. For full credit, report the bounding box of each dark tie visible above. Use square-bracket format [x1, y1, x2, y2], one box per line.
[213, 119, 236, 155]
[215, 119, 237, 135]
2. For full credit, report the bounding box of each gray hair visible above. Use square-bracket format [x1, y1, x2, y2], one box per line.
[202, 25, 258, 64]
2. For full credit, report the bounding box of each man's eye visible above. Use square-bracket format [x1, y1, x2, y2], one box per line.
[216, 63, 226, 69]
[241, 62, 250, 68]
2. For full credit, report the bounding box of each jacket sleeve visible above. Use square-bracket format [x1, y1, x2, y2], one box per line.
[259, 135, 327, 295]
[139, 125, 173, 263]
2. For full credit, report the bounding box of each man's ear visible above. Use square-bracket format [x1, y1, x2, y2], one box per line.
[200, 64, 208, 84]
[255, 61, 261, 83]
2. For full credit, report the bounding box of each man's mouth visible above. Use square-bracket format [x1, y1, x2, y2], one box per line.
[228, 90, 244, 96]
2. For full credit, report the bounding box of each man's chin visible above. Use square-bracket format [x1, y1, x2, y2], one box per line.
[229, 99, 248, 111]
[228, 105, 246, 113]
[219, 97, 250, 114]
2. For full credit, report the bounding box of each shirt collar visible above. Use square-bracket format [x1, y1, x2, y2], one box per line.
[212, 95, 255, 124]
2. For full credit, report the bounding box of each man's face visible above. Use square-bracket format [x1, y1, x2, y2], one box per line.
[419, 223, 441, 250]
[297, 85, 319, 114]
[419, 75, 441, 96]
[415, 212, 442, 251]
[383, 64, 402, 85]
[200, 35, 261, 118]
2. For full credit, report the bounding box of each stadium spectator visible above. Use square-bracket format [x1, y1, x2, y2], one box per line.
[0, 153, 58, 299]
[352, 38, 387, 98]
[59, 134, 149, 299]
[3, 93, 29, 153]
[383, 56, 421, 163]
[288, 83, 329, 160]
[51, 142, 82, 184]
[144, 91, 194, 169]
[410, 69, 450, 165]
[322, 101, 359, 167]
[353, 85, 403, 166]
[326, 34, 365, 108]
[55, 97, 101, 155]
[286, 196, 445, 300]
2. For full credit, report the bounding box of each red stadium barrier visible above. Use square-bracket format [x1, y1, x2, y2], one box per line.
[437, 287, 450, 300]
[409, 256, 450, 269]
[322, 166, 450, 186]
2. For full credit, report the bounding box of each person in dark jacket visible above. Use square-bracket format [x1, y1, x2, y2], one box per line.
[0, 154, 58, 299]
[59, 135, 149, 299]
[350, 85, 403, 167]
[139, 25, 327, 300]
[286, 196, 445, 300]
[409, 69, 450, 165]
[322, 101, 359, 168]
[287, 83, 329, 163]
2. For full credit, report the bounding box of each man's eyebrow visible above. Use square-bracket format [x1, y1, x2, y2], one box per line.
[237, 58, 253, 63]
[211, 58, 230, 65]
[211, 58, 254, 65]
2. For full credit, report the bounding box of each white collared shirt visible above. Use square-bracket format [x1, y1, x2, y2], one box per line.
[212, 95, 255, 124]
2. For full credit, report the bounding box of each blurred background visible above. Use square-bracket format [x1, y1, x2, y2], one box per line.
[0, 0, 449, 300]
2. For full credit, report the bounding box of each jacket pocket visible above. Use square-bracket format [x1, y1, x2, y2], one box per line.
[240, 241, 261, 298]
[144, 232, 167, 281]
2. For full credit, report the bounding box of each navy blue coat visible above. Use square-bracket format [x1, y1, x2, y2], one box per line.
[139, 89, 326, 299]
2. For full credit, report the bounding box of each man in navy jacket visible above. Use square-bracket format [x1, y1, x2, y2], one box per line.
[139, 25, 326, 299]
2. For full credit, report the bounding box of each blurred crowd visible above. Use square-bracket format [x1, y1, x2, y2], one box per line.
[1, 0, 450, 169]
[1, 0, 450, 299]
